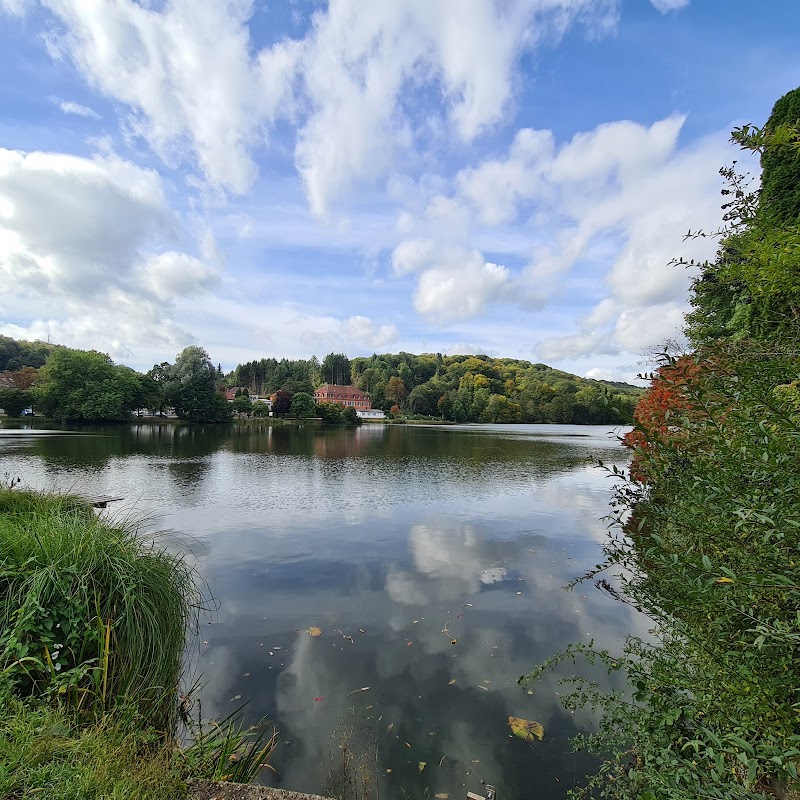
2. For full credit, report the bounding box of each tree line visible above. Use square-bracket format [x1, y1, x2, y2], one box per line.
[230, 351, 642, 424]
[1, 336, 641, 424]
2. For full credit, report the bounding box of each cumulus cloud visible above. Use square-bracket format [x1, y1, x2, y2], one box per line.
[35, 0, 300, 193]
[296, 0, 620, 214]
[339, 315, 399, 348]
[414, 257, 510, 321]
[0, 146, 219, 360]
[19, 0, 623, 211]
[457, 127, 555, 226]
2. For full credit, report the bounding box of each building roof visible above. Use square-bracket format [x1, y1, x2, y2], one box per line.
[314, 384, 370, 399]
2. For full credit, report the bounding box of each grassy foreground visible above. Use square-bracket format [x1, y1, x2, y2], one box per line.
[0, 488, 276, 798]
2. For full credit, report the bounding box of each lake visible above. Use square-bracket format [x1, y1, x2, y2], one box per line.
[0, 421, 641, 799]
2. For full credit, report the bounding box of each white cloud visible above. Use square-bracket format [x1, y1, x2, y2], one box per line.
[296, 0, 620, 214]
[414, 254, 510, 321]
[650, 0, 690, 13]
[457, 127, 554, 225]
[0, 146, 219, 361]
[339, 315, 399, 348]
[535, 330, 619, 361]
[14, 0, 624, 213]
[52, 97, 101, 118]
[0, 0, 23, 14]
[37, 0, 301, 194]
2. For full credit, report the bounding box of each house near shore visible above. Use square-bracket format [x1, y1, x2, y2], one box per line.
[313, 384, 372, 410]
[226, 387, 271, 409]
[356, 408, 386, 420]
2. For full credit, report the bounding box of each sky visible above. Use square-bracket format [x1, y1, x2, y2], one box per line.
[0, 1, 798, 382]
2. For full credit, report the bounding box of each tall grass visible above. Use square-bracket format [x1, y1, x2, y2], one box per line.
[0, 488, 199, 728]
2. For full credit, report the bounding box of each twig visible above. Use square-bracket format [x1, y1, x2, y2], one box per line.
[335, 628, 355, 644]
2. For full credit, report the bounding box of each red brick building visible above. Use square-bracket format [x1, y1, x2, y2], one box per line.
[313, 384, 372, 409]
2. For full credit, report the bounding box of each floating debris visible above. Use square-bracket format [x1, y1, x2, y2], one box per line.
[508, 716, 544, 741]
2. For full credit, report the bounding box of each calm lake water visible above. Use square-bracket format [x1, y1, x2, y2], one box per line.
[1, 421, 642, 799]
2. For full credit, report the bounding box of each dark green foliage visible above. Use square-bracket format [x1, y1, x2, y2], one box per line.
[321, 352, 351, 386]
[230, 356, 321, 395]
[342, 406, 359, 425]
[687, 93, 800, 347]
[0, 336, 56, 372]
[35, 349, 142, 422]
[348, 352, 639, 423]
[316, 401, 344, 423]
[289, 391, 316, 418]
[0, 388, 33, 417]
[760, 87, 800, 225]
[231, 394, 252, 416]
[164, 347, 232, 423]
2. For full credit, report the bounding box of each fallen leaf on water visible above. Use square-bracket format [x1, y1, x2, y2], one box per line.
[405, 741, 411, 748]
[451, 639, 457, 645]
[314, 696, 324, 702]
[448, 679, 456, 685]
[434, 794, 449, 799]
[418, 761, 426, 772]
[386, 723, 394, 733]
[406, 641, 413, 646]
[386, 769, 392, 774]
[308, 627, 322, 637]
[508, 716, 544, 741]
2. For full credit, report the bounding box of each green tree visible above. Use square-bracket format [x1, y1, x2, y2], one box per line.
[36, 349, 140, 422]
[232, 394, 253, 416]
[759, 86, 800, 225]
[342, 406, 360, 425]
[0, 388, 33, 417]
[289, 392, 316, 418]
[321, 353, 351, 385]
[316, 401, 343, 423]
[168, 346, 232, 423]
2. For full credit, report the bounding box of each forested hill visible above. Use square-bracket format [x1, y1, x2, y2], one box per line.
[230, 352, 643, 424]
[0, 333, 641, 425]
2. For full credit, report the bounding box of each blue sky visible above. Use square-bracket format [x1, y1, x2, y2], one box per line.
[1, 0, 798, 381]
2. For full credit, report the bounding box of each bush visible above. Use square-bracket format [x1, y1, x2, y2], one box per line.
[522, 345, 800, 799]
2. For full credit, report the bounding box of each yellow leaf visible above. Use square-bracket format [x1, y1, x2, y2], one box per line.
[308, 626, 322, 636]
[715, 577, 734, 584]
[508, 716, 544, 741]
[418, 761, 426, 772]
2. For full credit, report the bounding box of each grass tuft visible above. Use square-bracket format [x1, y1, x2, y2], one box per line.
[0, 488, 199, 728]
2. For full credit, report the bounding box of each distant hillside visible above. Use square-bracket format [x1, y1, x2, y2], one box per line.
[231, 351, 643, 424]
[0, 335, 58, 372]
